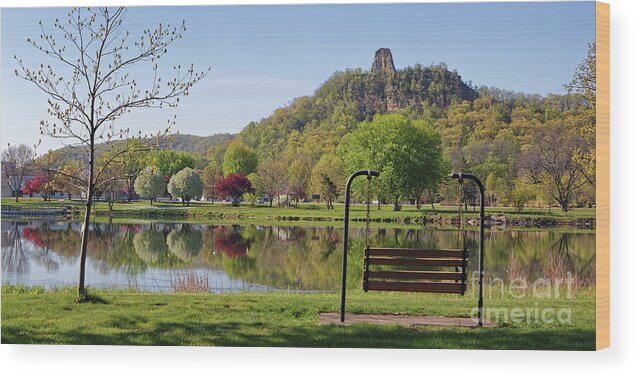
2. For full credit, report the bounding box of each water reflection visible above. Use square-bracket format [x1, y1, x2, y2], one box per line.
[1, 219, 596, 292]
[2, 223, 29, 273]
[214, 226, 250, 258]
[167, 225, 202, 262]
[133, 228, 166, 264]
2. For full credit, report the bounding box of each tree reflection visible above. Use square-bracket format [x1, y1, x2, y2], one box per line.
[214, 226, 250, 258]
[318, 226, 338, 261]
[22, 227, 47, 248]
[24, 222, 60, 272]
[167, 225, 202, 262]
[2, 222, 29, 273]
[133, 228, 167, 264]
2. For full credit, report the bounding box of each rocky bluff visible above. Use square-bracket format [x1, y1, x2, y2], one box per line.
[371, 48, 397, 76]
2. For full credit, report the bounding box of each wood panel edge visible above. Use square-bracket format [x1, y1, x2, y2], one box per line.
[595, 0, 610, 351]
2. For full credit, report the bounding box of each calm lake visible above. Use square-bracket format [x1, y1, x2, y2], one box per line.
[1, 219, 596, 292]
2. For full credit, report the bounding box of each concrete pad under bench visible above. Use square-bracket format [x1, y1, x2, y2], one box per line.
[319, 312, 496, 328]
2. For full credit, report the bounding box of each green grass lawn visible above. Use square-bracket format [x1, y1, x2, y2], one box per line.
[1, 197, 596, 226]
[1, 286, 595, 349]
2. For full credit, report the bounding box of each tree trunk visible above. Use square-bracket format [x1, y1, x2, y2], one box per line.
[393, 195, 401, 211]
[127, 182, 133, 202]
[377, 195, 381, 211]
[150, 198, 154, 206]
[269, 197, 273, 207]
[77, 180, 93, 302]
[77, 129, 97, 303]
[431, 202, 435, 211]
[15, 194, 19, 203]
[561, 199, 569, 212]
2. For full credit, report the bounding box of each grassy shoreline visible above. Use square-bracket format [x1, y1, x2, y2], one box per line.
[1, 285, 595, 349]
[2, 197, 596, 228]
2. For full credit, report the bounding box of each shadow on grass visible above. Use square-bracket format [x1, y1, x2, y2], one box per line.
[1, 319, 595, 350]
[82, 294, 110, 305]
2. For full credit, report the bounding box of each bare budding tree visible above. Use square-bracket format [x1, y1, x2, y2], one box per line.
[15, 7, 209, 301]
[1, 144, 35, 202]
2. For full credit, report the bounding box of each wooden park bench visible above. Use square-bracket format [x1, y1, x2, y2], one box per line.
[363, 247, 468, 294]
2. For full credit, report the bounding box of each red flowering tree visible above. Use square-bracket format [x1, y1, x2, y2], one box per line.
[23, 174, 51, 200]
[215, 173, 254, 206]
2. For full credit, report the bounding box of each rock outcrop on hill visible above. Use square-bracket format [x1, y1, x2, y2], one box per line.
[371, 48, 397, 75]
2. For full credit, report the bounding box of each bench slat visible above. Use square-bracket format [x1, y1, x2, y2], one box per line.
[367, 270, 464, 281]
[366, 281, 464, 293]
[367, 257, 464, 268]
[367, 248, 467, 258]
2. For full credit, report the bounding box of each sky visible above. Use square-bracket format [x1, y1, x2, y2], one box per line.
[0, 2, 596, 152]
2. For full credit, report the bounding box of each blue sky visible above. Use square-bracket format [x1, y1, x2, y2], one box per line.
[1, 2, 596, 151]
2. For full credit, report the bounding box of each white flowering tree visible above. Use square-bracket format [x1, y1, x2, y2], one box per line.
[168, 167, 203, 206]
[134, 167, 166, 205]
